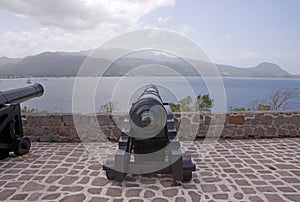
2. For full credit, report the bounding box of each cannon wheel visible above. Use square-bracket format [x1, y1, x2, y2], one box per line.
[105, 168, 127, 181]
[183, 170, 192, 182]
[13, 137, 31, 156]
[0, 149, 9, 160]
[182, 155, 194, 182]
[105, 168, 115, 180]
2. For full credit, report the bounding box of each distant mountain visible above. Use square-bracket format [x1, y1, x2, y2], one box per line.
[0, 56, 22, 66]
[0, 50, 296, 78]
[217, 62, 291, 77]
[248, 62, 290, 77]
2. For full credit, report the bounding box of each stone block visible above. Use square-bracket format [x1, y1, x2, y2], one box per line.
[228, 115, 245, 125]
[32, 127, 47, 136]
[34, 115, 50, 126]
[57, 127, 70, 137]
[254, 127, 265, 137]
[49, 115, 63, 126]
[63, 115, 74, 126]
[261, 115, 273, 125]
[274, 116, 285, 125]
[23, 115, 34, 127]
[266, 127, 277, 136]
[205, 116, 211, 125]
[97, 114, 112, 126]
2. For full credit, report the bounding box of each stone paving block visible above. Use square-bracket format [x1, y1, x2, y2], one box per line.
[0, 138, 299, 201]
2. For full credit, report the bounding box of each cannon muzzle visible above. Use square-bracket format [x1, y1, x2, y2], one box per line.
[0, 83, 44, 105]
[129, 84, 167, 128]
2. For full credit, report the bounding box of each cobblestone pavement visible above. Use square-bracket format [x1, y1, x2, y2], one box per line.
[0, 138, 300, 202]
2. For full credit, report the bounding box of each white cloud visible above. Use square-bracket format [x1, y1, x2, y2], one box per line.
[179, 24, 194, 36]
[0, 0, 175, 57]
[0, 0, 175, 30]
[0, 26, 119, 57]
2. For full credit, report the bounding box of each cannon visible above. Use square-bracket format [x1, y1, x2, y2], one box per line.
[103, 85, 195, 181]
[0, 83, 44, 159]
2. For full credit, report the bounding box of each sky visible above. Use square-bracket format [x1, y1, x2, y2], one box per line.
[0, 0, 299, 74]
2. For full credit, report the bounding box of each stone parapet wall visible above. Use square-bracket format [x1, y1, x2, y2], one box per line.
[22, 111, 300, 142]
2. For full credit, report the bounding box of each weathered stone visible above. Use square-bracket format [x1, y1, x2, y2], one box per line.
[61, 186, 84, 192]
[266, 127, 277, 136]
[188, 191, 201, 202]
[140, 178, 156, 184]
[160, 180, 177, 187]
[63, 115, 74, 126]
[249, 196, 263, 202]
[162, 188, 178, 197]
[23, 182, 45, 191]
[45, 175, 61, 183]
[241, 187, 256, 194]
[277, 187, 296, 192]
[50, 115, 63, 126]
[274, 116, 285, 125]
[228, 115, 245, 125]
[283, 194, 300, 202]
[261, 115, 273, 125]
[89, 197, 109, 202]
[223, 168, 238, 173]
[53, 167, 68, 174]
[58, 176, 79, 185]
[265, 194, 284, 202]
[60, 194, 86, 202]
[42, 194, 61, 200]
[91, 177, 109, 186]
[106, 188, 122, 197]
[234, 192, 243, 200]
[201, 184, 217, 193]
[175, 197, 187, 202]
[88, 188, 102, 195]
[282, 178, 300, 183]
[235, 179, 251, 186]
[213, 194, 228, 200]
[152, 198, 169, 202]
[47, 185, 60, 192]
[144, 190, 155, 198]
[4, 181, 23, 188]
[11, 194, 28, 200]
[254, 127, 265, 137]
[34, 115, 50, 126]
[128, 199, 143, 202]
[256, 186, 277, 192]
[125, 189, 142, 197]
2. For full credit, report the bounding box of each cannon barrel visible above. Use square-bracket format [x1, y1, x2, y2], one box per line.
[129, 84, 167, 129]
[0, 83, 44, 105]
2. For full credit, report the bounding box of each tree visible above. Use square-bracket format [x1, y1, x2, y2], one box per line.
[244, 88, 299, 111]
[100, 101, 118, 112]
[269, 89, 298, 110]
[169, 102, 181, 112]
[179, 96, 194, 112]
[194, 94, 214, 111]
[257, 104, 271, 111]
[229, 107, 249, 111]
[170, 94, 214, 112]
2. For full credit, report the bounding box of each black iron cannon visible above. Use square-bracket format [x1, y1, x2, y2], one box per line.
[0, 83, 44, 159]
[103, 85, 195, 181]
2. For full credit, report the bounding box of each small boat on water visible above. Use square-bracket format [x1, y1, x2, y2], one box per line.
[26, 79, 32, 84]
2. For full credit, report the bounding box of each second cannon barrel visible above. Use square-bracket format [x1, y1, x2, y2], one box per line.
[0, 83, 44, 105]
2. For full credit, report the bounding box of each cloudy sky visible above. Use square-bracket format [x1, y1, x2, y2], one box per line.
[0, 0, 299, 73]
